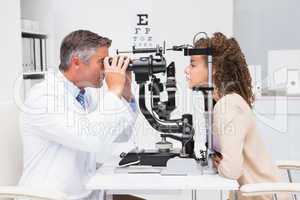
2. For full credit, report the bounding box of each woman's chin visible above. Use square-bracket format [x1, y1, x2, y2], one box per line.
[187, 82, 195, 89]
[186, 80, 199, 89]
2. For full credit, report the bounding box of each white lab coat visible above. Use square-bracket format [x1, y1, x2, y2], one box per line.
[18, 70, 137, 200]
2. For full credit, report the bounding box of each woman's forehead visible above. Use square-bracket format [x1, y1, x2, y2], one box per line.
[191, 55, 205, 62]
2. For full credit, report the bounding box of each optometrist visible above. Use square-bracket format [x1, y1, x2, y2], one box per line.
[18, 30, 138, 200]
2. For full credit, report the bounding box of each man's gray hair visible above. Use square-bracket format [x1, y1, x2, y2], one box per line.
[59, 30, 111, 71]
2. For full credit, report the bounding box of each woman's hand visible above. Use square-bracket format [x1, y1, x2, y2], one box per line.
[212, 152, 223, 168]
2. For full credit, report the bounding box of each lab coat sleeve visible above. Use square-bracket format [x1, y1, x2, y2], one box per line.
[113, 96, 138, 143]
[23, 90, 136, 153]
[213, 100, 249, 180]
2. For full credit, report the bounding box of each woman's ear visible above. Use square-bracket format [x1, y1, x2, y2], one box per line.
[212, 66, 216, 75]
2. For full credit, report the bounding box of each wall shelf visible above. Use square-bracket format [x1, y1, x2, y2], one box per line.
[21, 30, 47, 38]
[23, 71, 45, 80]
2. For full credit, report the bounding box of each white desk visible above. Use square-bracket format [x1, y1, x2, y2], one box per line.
[86, 158, 239, 200]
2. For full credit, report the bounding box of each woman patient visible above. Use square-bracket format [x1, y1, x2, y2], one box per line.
[185, 32, 288, 200]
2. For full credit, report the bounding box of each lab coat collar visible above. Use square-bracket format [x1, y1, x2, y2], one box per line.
[57, 70, 82, 99]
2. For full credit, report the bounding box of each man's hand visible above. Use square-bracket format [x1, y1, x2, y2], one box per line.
[122, 71, 133, 102]
[104, 56, 130, 97]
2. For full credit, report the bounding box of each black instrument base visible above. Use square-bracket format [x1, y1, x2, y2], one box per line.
[119, 150, 180, 167]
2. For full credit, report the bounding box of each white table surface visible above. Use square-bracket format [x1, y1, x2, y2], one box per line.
[86, 157, 239, 192]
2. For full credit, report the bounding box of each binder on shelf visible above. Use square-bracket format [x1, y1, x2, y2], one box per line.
[34, 38, 41, 72]
[41, 38, 47, 71]
[22, 37, 26, 72]
[29, 38, 35, 72]
[24, 38, 32, 72]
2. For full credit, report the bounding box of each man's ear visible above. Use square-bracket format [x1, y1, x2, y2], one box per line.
[71, 56, 80, 70]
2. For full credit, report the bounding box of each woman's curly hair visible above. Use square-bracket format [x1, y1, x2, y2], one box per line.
[194, 32, 255, 108]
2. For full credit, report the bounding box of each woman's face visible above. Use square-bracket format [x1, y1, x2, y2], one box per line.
[184, 55, 208, 89]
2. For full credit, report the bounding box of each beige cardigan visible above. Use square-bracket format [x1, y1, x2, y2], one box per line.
[213, 93, 289, 200]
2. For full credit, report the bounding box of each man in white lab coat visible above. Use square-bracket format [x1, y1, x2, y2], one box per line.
[18, 30, 139, 200]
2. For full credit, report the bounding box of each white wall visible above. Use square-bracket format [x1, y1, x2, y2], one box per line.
[0, 0, 22, 102]
[233, 0, 300, 88]
[0, 0, 23, 185]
